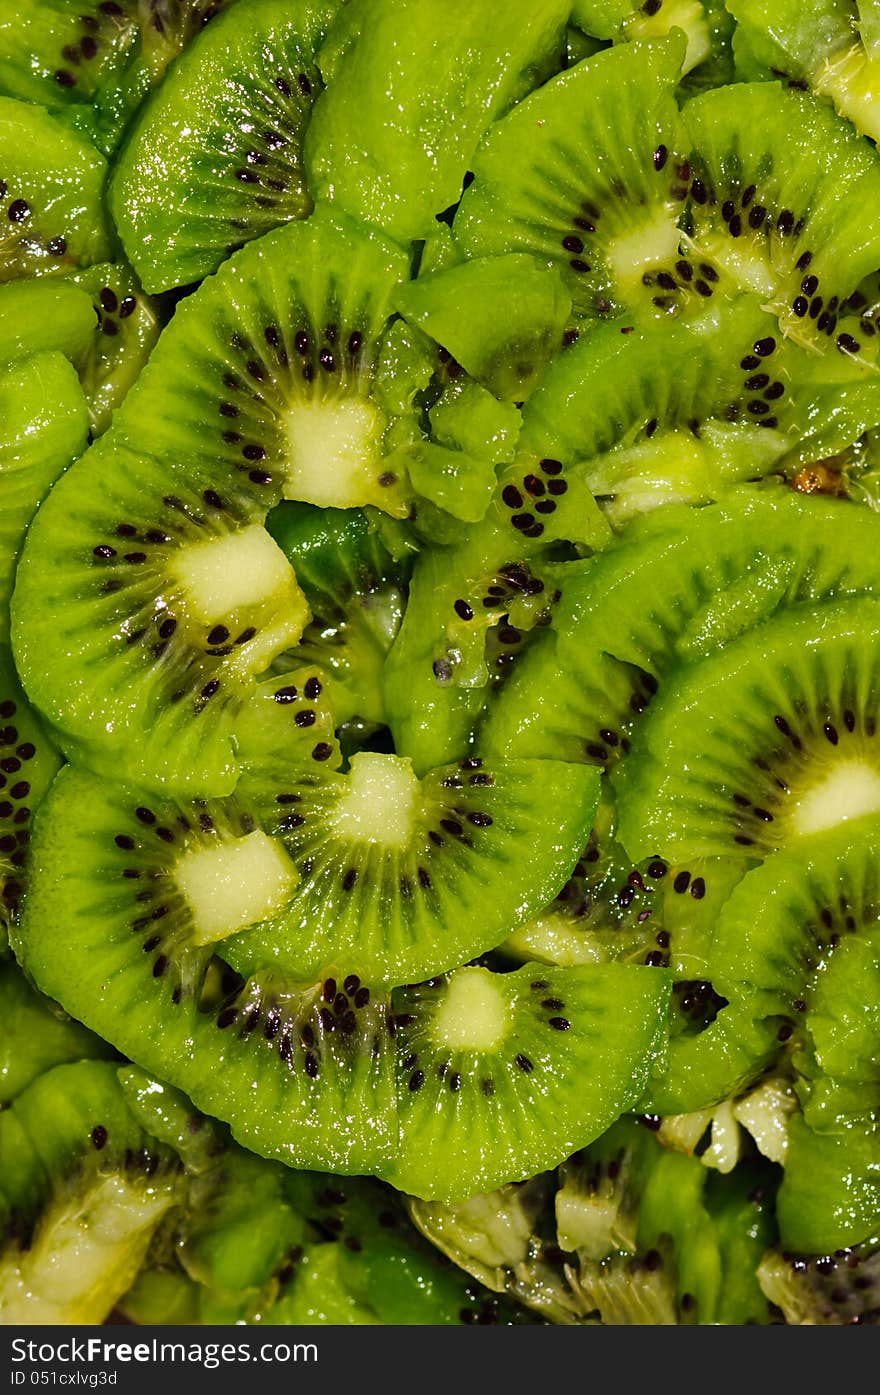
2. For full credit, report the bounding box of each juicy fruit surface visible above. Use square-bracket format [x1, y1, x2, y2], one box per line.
[5, 0, 880, 1328]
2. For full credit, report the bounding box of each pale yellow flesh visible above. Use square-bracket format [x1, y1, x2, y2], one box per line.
[284, 397, 387, 509]
[0, 1174, 175, 1324]
[331, 751, 421, 849]
[432, 967, 511, 1053]
[790, 759, 880, 837]
[176, 830, 299, 946]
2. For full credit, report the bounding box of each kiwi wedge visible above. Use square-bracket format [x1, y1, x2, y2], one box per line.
[14, 767, 399, 1174]
[304, 0, 570, 243]
[110, 0, 337, 291]
[454, 37, 690, 320]
[12, 435, 310, 795]
[679, 82, 880, 349]
[0, 95, 110, 278]
[776, 1114, 880, 1254]
[0, 278, 95, 363]
[0, 961, 111, 1104]
[571, 0, 713, 74]
[386, 961, 670, 1201]
[483, 491, 880, 769]
[615, 597, 880, 862]
[394, 254, 572, 404]
[0, 1059, 182, 1322]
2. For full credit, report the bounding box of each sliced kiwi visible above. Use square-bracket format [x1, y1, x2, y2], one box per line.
[16, 766, 398, 1174]
[385, 961, 670, 1200]
[572, 0, 713, 74]
[0, 96, 110, 278]
[0, 1059, 182, 1322]
[70, 262, 160, 434]
[616, 597, 880, 862]
[394, 255, 572, 403]
[0, 350, 89, 635]
[679, 83, 880, 349]
[730, 0, 880, 143]
[304, 0, 570, 243]
[110, 0, 337, 291]
[485, 491, 880, 773]
[12, 437, 310, 795]
[266, 501, 409, 730]
[225, 752, 600, 986]
[758, 1237, 880, 1325]
[700, 818, 880, 1129]
[454, 37, 690, 319]
[110, 207, 417, 513]
[516, 304, 880, 528]
[0, 961, 111, 1104]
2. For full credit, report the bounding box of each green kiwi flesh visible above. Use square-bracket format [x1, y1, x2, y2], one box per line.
[110, 0, 338, 291]
[304, 0, 570, 243]
[0, 961, 111, 1104]
[386, 961, 670, 1201]
[70, 262, 160, 434]
[0, 649, 62, 933]
[0, 350, 89, 636]
[616, 597, 880, 862]
[758, 1236, 880, 1325]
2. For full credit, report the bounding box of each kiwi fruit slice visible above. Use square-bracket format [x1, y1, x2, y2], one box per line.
[0, 1059, 182, 1322]
[304, 0, 570, 243]
[679, 82, 880, 349]
[0, 649, 62, 934]
[701, 817, 880, 1127]
[70, 262, 160, 434]
[454, 37, 690, 320]
[0, 961, 111, 1104]
[730, 0, 880, 143]
[12, 436, 310, 795]
[110, 207, 416, 512]
[0, 95, 110, 278]
[616, 597, 880, 862]
[394, 255, 572, 404]
[110, 0, 337, 292]
[226, 752, 600, 986]
[0, 350, 89, 634]
[266, 501, 409, 730]
[482, 485, 880, 772]
[758, 1236, 880, 1325]
[15, 765, 399, 1174]
[386, 960, 670, 1201]
[516, 304, 880, 529]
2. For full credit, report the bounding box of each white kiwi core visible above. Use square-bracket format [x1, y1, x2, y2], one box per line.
[284, 397, 386, 508]
[331, 752, 421, 849]
[791, 759, 880, 837]
[177, 831, 299, 945]
[432, 968, 511, 1052]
